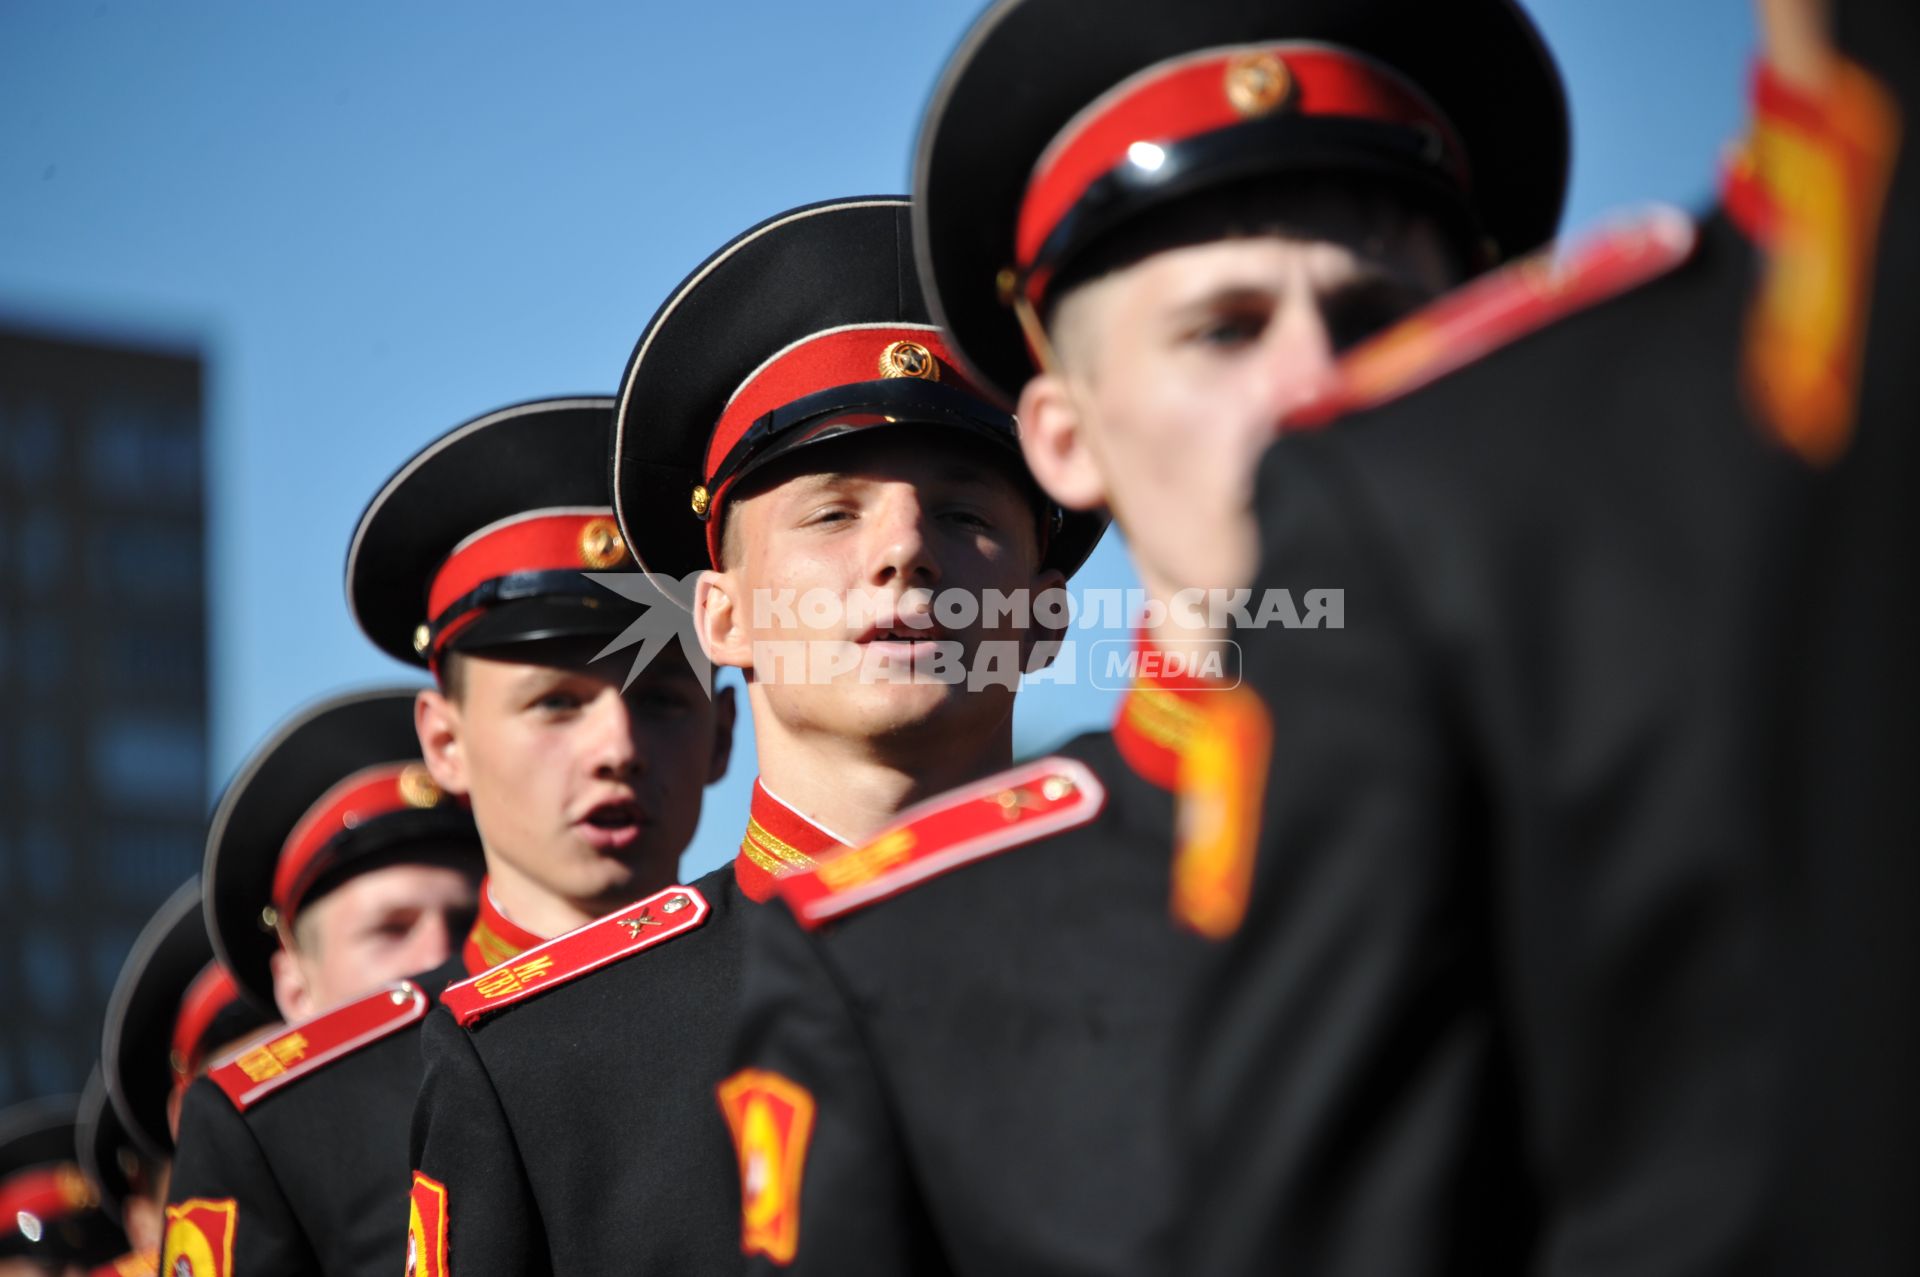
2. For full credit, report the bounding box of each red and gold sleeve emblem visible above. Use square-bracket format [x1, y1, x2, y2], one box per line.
[159, 1198, 237, 1277]
[406, 1171, 450, 1277]
[716, 1069, 817, 1265]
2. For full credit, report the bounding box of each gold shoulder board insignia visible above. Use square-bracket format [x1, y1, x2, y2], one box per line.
[777, 756, 1105, 929]
[208, 981, 428, 1112]
[440, 885, 711, 1028]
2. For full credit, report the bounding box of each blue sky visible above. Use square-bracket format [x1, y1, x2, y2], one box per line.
[0, 1, 1754, 879]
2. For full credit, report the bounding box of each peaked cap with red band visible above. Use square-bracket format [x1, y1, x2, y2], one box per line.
[611, 196, 1106, 591]
[914, 0, 1571, 402]
[349, 396, 655, 666]
[0, 1096, 124, 1267]
[203, 689, 481, 1010]
[101, 879, 275, 1167]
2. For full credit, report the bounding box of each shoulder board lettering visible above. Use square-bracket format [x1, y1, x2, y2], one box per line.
[777, 757, 1105, 929]
[440, 884, 711, 1028]
[1288, 207, 1699, 430]
[208, 981, 428, 1111]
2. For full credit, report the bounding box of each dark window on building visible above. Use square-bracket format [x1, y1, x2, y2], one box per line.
[90, 397, 201, 504]
[90, 716, 205, 813]
[8, 399, 63, 485]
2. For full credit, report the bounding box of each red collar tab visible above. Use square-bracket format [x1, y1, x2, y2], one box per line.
[1286, 207, 1699, 432]
[463, 878, 547, 976]
[420, 507, 630, 663]
[0, 1164, 95, 1235]
[1113, 634, 1228, 791]
[441, 885, 711, 1027]
[1015, 42, 1471, 308]
[736, 781, 850, 903]
[699, 324, 982, 566]
[170, 962, 246, 1086]
[274, 761, 456, 921]
[1729, 56, 1901, 466]
[777, 757, 1105, 929]
[207, 981, 428, 1112]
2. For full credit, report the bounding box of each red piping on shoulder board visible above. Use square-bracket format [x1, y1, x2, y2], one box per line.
[1285, 207, 1699, 431]
[208, 980, 428, 1111]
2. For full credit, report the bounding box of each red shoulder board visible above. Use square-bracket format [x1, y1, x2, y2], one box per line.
[208, 980, 428, 1112]
[1287, 207, 1699, 431]
[777, 757, 1105, 930]
[439, 884, 711, 1028]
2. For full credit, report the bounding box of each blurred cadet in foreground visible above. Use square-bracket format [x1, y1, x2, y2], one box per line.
[1178, 0, 1915, 1272]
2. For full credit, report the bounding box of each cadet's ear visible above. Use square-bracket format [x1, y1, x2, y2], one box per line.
[414, 687, 470, 796]
[695, 569, 755, 674]
[1018, 371, 1108, 513]
[268, 946, 316, 1023]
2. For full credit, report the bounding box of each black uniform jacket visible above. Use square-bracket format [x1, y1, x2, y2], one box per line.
[1178, 74, 1916, 1277]
[727, 706, 1213, 1277]
[406, 790, 840, 1277]
[165, 953, 465, 1277]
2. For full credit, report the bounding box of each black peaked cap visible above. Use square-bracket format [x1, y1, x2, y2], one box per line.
[204, 688, 480, 1010]
[612, 196, 1106, 588]
[349, 396, 641, 667]
[915, 0, 1570, 401]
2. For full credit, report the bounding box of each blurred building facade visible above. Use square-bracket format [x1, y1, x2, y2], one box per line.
[0, 319, 207, 1106]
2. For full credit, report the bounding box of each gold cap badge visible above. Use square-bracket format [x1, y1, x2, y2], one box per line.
[577, 517, 627, 570]
[397, 764, 443, 809]
[1225, 51, 1293, 118]
[878, 340, 939, 381]
[412, 624, 432, 656]
[691, 484, 712, 518]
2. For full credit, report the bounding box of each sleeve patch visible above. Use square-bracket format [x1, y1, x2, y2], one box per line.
[160, 1198, 237, 1277]
[439, 884, 711, 1028]
[207, 980, 429, 1111]
[1172, 687, 1273, 939]
[406, 1171, 450, 1277]
[1287, 206, 1699, 430]
[775, 756, 1106, 928]
[717, 1070, 817, 1266]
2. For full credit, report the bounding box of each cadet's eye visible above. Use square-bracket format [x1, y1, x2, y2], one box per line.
[1189, 308, 1270, 350]
[533, 689, 583, 713]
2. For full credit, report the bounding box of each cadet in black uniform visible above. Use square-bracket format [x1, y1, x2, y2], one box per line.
[0, 1096, 127, 1277]
[162, 692, 483, 1277]
[716, 3, 1566, 1273]
[100, 878, 272, 1277]
[398, 198, 1087, 1276]
[1175, 1, 1917, 1272]
[348, 398, 735, 1276]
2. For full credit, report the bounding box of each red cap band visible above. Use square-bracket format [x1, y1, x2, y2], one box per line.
[701, 323, 981, 567]
[0, 1164, 94, 1234]
[273, 762, 450, 920]
[423, 509, 631, 659]
[1017, 42, 1470, 304]
[170, 963, 247, 1085]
